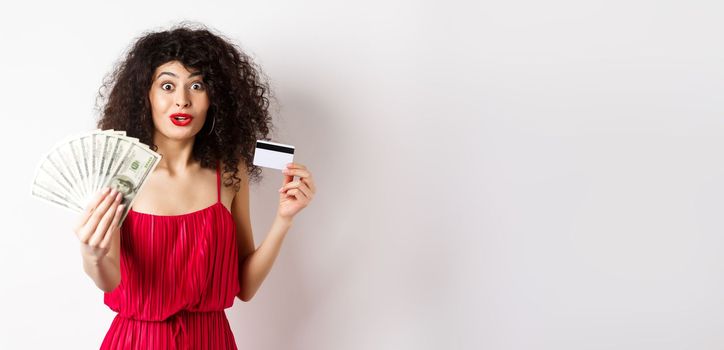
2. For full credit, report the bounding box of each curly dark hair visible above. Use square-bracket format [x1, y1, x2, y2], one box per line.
[95, 22, 276, 190]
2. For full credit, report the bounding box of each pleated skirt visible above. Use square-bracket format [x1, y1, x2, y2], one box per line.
[100, 310, 237, 350]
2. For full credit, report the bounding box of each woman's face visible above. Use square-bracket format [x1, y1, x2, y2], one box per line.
[148, 60, 210, 141]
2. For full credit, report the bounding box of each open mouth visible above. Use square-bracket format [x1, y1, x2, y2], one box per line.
[170, 113, 193, 126]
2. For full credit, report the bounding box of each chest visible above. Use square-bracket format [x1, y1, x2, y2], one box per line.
[130, 168, 232, 215]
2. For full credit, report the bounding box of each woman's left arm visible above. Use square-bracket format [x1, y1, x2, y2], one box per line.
[231, 161, 316, 302]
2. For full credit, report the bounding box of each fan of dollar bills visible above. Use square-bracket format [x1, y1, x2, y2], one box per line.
[31, 129, 161, 224]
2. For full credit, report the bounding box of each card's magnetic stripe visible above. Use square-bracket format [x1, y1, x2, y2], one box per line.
[256, 142, 295, 154]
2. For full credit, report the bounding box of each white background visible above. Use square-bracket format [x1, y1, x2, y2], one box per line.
[1, 0, 723, 349]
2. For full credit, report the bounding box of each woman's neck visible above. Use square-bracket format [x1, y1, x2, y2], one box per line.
[152, 133, 197, 175]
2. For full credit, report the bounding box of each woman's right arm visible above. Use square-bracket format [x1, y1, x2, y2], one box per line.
[74, 187, 125, 293]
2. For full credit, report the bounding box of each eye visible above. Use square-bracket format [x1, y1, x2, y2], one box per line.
[191, 82, 204, 90]
[161, 83, 173, 91]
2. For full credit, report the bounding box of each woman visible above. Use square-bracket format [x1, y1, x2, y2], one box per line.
[72, 23, 316, 349]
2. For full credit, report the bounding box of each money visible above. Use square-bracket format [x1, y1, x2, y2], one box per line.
[31, 129, 161, 226]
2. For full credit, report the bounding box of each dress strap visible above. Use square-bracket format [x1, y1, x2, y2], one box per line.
[216, 162, 221, 203]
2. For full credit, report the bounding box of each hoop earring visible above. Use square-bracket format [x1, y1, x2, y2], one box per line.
[206, 116, 216, 136]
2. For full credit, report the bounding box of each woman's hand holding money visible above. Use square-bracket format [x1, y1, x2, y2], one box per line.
[74, 187, 125, 263]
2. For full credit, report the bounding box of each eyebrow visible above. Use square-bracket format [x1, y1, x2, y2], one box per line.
[155, 71, 203, 80]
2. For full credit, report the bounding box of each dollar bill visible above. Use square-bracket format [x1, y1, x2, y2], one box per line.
[91, 132, 105, 194]
[31, 186, 83, 213]
[48, 145, 85, 204]
[101, 142, 161, 225]
[38, 150, 84, 206]
[97, 137, 134, 207]
[32, 129, 161, 221]
[32, 161, 83, 210]
[93, 130, 127, 193]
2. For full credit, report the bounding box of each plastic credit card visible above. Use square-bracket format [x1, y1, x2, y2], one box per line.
[252, 140, 295, 170]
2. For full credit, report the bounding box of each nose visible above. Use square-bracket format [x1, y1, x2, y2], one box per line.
[175, 89, 191, 108]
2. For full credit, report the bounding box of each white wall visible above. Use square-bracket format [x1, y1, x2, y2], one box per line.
[1, 0, 723, 349]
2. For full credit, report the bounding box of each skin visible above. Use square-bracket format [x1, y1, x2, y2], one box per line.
[73, 60, 316, 301]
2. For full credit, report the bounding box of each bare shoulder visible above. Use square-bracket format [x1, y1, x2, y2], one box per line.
[221, 158, 255, 256]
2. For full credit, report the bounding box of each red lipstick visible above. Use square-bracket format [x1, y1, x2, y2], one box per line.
[169, 113, 193, 126]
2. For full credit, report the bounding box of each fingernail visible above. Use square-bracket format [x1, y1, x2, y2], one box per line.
[278, 187, 284, 192]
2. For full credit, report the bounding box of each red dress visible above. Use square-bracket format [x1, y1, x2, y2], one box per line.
[101, 164, 240, 349]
